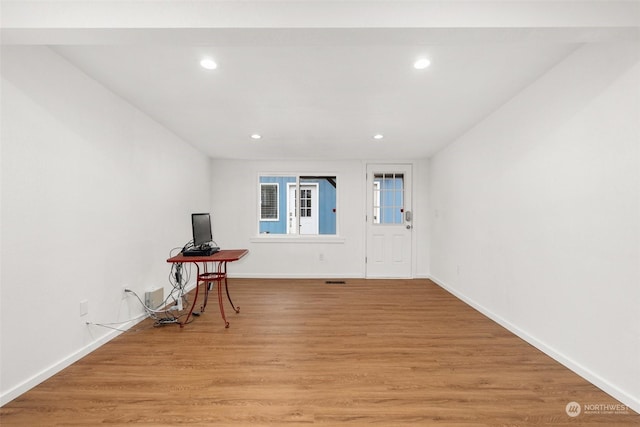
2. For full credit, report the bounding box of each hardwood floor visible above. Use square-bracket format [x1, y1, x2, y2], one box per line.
[1, 279, 638, 426]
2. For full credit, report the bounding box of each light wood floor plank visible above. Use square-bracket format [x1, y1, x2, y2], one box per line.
[1, 279, 637, 426]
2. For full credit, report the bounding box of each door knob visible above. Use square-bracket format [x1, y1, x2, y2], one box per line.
[406, 225, 412, 230]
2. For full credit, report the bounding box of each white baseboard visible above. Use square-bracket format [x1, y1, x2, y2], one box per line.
[228, 273, 364, 279]
[1, 281, 201, 407]
[0, 313, 148, 406]
[230, 274, 430, 279]
[428, 275, 640, 414]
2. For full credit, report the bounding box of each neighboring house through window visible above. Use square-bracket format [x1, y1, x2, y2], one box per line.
[259, 175, 337, 235]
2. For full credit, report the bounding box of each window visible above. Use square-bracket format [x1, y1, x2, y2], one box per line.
[260, 183, 279, 221]
[300, 189, 312, 217]
[372, 173, 404, 224]
[259, 175, 337, 235]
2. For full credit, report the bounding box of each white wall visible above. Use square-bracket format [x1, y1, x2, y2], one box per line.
[210, 158, 430, 278]
[0, 46, 211, 404]
[428, 42, 639, 411]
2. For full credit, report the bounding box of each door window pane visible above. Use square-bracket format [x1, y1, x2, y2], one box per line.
[373, 173, 404, 224]
[301, 189, 312, 217]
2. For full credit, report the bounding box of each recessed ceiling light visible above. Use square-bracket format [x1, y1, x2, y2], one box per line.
[373, 134, 384, 140]
[413, 58, 431, 70]
[200, 58, 217, 70]
[251, 134, 262, 140]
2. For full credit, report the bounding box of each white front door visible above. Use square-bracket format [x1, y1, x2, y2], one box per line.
[365, 164, 413, 278]
[287, 183, 319, 234]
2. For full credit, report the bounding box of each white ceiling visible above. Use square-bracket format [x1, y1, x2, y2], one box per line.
[3, 1, 638, 161]
[51, 38, 579, 160]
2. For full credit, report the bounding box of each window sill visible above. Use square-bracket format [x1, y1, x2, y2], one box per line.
[251, 235, 345, 244]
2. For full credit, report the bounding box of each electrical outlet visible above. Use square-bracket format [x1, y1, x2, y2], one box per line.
[121, 286, 129, 300]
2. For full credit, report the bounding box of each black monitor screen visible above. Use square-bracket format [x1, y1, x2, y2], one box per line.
[192, 213, 212, 248]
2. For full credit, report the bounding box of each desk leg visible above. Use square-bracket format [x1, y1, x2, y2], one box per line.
[201, 262, 210, 313]
[223, 261, 240, 313]
[216, 261, 229, 328]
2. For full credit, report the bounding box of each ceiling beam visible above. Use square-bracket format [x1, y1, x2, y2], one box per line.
[2, 1, 638, 30]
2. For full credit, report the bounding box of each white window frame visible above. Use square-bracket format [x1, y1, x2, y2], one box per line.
[254, 173, 342, 242]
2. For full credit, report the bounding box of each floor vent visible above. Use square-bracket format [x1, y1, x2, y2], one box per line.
[325, 280, 346, 284]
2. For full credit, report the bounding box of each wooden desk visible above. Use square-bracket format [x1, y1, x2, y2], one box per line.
[167, 249, 248, 328]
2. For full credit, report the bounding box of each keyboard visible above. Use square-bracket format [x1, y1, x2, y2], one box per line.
[182, 247, 220, 257]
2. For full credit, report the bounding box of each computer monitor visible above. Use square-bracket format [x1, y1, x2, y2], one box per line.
[191, 213, 213, 248]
